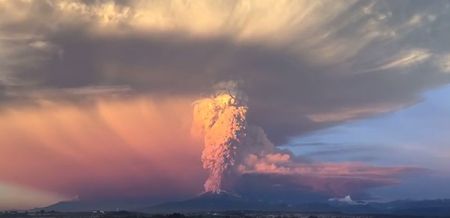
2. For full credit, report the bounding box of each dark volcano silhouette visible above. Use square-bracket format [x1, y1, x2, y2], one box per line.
[143, 191, 273, 213]
[39, 193, 450, 216]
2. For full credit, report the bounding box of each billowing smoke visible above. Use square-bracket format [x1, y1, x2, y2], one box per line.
[192, 83, 249, 193]
[192, 82, 420, 197]
[192, 82, 280, 193]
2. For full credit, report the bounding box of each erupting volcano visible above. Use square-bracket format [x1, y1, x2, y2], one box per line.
[192, 84, 248, 193]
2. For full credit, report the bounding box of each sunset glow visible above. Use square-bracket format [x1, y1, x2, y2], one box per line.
[1, 0, 450, 212]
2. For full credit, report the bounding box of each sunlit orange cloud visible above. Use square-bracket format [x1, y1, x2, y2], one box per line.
[0, 93, 425, 203]
[0, 96, 206, 200]
[239, 153, 423, 196]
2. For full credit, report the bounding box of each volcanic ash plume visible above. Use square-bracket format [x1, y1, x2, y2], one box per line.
[192, 89, 248, 193]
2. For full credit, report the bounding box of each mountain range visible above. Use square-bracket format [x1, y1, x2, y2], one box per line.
[38, 192, 450, 216]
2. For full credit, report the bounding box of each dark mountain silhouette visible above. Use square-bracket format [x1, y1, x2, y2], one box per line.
[39, 193, 450, 216]
[36, 199, 151, 212]
[143, 194, 450, 216]
[143, 191, 265, 213]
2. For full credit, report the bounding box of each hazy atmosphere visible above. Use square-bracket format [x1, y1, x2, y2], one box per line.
[1, 0, 450, 212]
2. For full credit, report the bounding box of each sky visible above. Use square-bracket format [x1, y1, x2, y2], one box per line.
[286, 84, 450, 200]
[1, 0, 450, 210]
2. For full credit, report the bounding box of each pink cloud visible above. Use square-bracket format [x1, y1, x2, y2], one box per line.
[239, 153, 423, 196]
[0, 96, 206, 200]
[0, 95, 426, 204]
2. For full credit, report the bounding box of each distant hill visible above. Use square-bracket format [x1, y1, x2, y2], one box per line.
[143, 191, 345, 214]
[35, 199, 150, 212]
[141, 191, 334, 213]
[145, 194, 450, 216]
[368, 199, 450, 216]
[39, 193, 450, 216]
[143, 191, 265, 213]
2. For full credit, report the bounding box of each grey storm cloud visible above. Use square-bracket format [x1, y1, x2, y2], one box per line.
[1, 0, 449, 204]
[1, 0, 450, 143]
